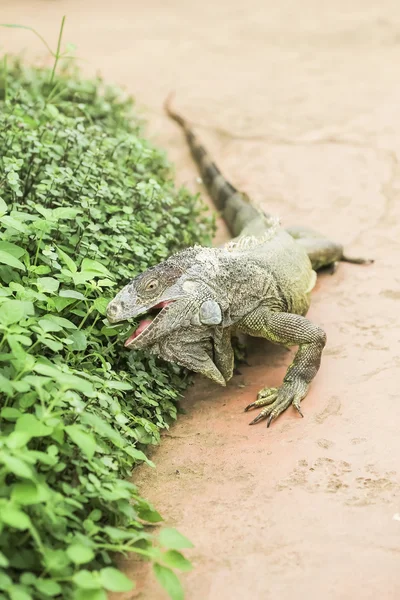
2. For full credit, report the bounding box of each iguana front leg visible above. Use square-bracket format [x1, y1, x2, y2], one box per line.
[152, 332, 226, 386]
[238, 308, 327, 427]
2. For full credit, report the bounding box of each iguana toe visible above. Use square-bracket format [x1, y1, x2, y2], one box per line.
[244, 387, 278, 412]
[257, 387, 279, 401]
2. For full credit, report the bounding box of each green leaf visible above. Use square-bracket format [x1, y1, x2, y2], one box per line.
[93, 297, 109, 315]
[0, 215, 28, 233]
[104, 380, 133, 390]
[33, 364, 95, 396]
[53, 207, 80, 220]
[1, 407, 22, 421]
[21, 375, 52, 390]
[65, 425, 96, 460]
[81, 412, 126, 447]
[162, 550, 193, 572]
[153, 564, 184, 600]
[45, 104, 59, 120]
[81, 258, 111, 276]
[0, 570, 12, 590]
[0, 454, 33, 479]
[11, 481, 48, 505]
[44, 315, 77, 329]
[66, 544, 95, 565]
[30, 265, 51, 275]
[36, 277, 60, 293]
[0, 374, 13, 396]
[137, 505, 163, 523]
[7, 335, 27, 367]
[34, 579, 62, 597]
[0, 250, 25, 271]
[72, 570, 101, 590]
[124, 446, 154, 467]
[0, 197, 8, 216]
[5, 431, 32, 449]
[96, 279, 115, 288]
[57, 246, 77, 273]
[13, 334, 32, 346]
[159, 528, 194, 550]
[15, 414, 53, 437]
[68, 330, 87, 351]
[9, 585, 33, 600]
[42, 549, 70, 573]
[40, 337, 64, 352]
[18, 392, 38, 410]
[89, 509, 102, 521]
[0, 507, 31, 530]
[72, 271, 102, 285]
[11, 381, 31, 393]
[38, 319, 63, 333]
[100, 325, 120, 337]
[59, 289, 85, 300]
[0, 241, 25, 258]
[103, 526, 143, 542]
[99, 568, 133, 593]
[0, 300, 34, 325]
[20, 574, 37, 586]
[0, 552, 9, 568]
[28, 450, 57, 466]
[52, 297, 78, 312]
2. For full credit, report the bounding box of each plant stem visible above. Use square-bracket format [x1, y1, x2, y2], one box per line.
[34, 230, 45, 266]
[78, 308, 93, 331]
[3, 54, 8, 103]
[49, 15, 66, 88]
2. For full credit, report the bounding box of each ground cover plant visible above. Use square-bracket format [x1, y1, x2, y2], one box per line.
[0, 22, 214, 600]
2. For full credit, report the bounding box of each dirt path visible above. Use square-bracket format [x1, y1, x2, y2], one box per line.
[2, 1, 400, 598]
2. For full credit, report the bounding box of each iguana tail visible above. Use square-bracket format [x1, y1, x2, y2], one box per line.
[164, 95, 260, 237]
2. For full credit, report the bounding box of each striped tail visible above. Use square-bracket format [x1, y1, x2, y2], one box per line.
[164, 95, 260, 237]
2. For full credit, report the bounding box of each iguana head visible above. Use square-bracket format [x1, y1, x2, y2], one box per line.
[106, 261, 182, 346]
[106, 247, 220, 349]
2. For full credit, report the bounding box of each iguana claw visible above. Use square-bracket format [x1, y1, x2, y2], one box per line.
[248, 412, 268, 425]
[293, 399, 304, 418]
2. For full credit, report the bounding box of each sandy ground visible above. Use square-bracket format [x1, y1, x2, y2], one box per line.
[2, 1, 400, 598]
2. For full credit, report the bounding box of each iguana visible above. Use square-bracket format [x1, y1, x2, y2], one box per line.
[106, 99, 371, 427]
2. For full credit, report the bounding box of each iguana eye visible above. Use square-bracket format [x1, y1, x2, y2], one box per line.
[145, 279, 158, 292]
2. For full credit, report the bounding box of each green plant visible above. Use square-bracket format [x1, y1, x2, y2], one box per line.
[0, 51, 214, 600]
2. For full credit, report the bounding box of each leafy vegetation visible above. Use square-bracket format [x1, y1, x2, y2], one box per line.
[0, 52, 214, 600]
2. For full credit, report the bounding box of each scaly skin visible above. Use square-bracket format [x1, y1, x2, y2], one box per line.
[106, 98, 372, 427]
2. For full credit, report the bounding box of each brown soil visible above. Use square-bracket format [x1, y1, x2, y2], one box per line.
[2, 1, 400, 598]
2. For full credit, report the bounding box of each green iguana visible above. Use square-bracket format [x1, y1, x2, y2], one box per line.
[106, 98, 371, 427]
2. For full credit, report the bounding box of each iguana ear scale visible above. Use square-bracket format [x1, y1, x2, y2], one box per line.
[199, 300, 222, 325]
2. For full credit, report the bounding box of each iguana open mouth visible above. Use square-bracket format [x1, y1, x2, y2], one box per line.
[124, 301, 173, 347]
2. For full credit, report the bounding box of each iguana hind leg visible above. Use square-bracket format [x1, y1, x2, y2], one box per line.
[286, 225, 372, 271]
[238, 308, 327, 427]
